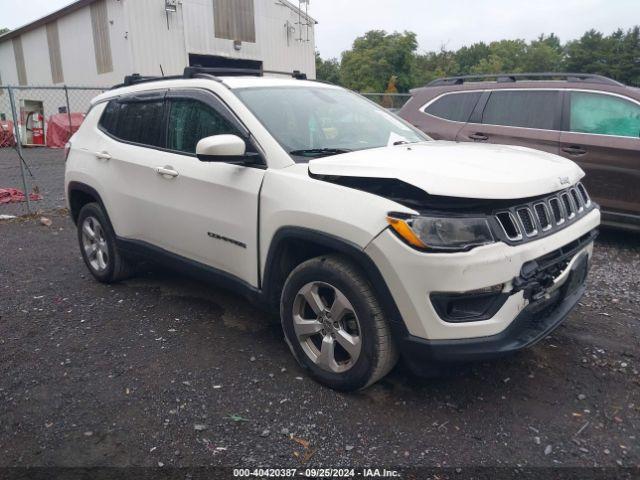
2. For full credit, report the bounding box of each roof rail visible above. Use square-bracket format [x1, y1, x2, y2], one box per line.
[426, 72, 624, 87]
[184, 66, 307, 79]
[110, 73, 182, 90]
[111, 67, 308, 89]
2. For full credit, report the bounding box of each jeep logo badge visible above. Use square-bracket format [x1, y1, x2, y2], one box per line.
[558, 176, 570, 185]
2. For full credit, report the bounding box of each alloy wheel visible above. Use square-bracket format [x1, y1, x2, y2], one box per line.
[292, 281, 362, 373]
[81, 216, 109, 272]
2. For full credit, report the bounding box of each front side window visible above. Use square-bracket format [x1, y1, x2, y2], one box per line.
[234, 86, 427, 161]
[99, 100, 165, 147]
[570, 92, 640, 138]
[167, 99, 239, 154]
[424, 92, 482, 122]
[482, 90, 559, 130]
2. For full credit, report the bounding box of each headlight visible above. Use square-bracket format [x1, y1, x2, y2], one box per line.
[387, 214, 495, 252]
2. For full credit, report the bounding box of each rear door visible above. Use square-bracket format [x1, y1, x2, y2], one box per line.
[96, 90, 169, 241]
[409, 90, 484, 140]
[559, 90, 640, 218]
[457, 89, 562, 155]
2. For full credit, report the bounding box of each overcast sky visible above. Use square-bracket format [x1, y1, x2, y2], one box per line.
[2, 0, 638, 58]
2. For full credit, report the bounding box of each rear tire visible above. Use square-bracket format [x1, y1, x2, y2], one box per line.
[280, 254, 398, 391]
[77, 202, 134, 283]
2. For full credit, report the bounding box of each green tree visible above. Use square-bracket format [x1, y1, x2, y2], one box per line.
[0, 28, 10, 35]
[412, 48, 458, 86]
[454, 42, 491, 74]
[340, 30, 418, 93]
[522, 34, 564, 72]
[617, 26, 640, 86]
[564, 29, 610, 76]
[315, 52, 341, 84]
[332, 25, 639, 91]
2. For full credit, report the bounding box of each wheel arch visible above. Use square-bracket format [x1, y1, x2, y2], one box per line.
[67, 182, 107, 225]
[262, 227, 408, 336]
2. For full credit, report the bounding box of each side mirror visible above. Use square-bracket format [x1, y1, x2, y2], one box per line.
[196, 134, 246, 162]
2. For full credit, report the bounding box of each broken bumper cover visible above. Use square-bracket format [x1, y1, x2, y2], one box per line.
[398, 251, 589, 371]
[365, 209, 600, 341]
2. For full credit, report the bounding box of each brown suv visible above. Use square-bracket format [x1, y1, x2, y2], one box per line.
[399, 73, 640, 231]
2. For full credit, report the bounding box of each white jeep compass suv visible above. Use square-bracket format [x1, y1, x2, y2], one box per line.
[65, 67, 601, 391]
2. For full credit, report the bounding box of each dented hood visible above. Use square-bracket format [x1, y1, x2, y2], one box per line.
[308, 141, 584, 200]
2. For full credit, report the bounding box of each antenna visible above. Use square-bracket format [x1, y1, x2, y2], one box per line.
[297, 0, 311, 43]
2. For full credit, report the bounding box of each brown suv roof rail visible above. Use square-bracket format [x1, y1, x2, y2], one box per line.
[426, 72, 624, 87]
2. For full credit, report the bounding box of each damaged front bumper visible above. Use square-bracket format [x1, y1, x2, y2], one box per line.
[364, 208, 600, 373]
[398, 247, 591, 371]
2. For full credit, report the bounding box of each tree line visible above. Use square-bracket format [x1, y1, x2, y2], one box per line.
[316, 27, 640, 93]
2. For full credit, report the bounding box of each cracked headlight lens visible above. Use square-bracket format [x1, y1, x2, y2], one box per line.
[387, 214, 495, 252]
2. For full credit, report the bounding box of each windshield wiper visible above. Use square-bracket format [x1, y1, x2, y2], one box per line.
[289, 148, 352, 158]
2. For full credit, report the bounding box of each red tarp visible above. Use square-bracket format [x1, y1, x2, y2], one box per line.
[46, 113, 85, 148]
[0, 188, 43, 204]
[0, 120, 15, 148]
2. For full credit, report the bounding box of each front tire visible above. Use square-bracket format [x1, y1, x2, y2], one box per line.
[77, 202, 134, 283]
[280, 255, 398, 391]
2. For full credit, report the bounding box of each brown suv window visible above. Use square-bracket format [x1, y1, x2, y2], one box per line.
[482, 90, 559, 130]
[570, 91, 640, 138]
[424, 92, 482, 122]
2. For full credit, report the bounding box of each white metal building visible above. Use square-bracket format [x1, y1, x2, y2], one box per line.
[0, 0, 317, 88]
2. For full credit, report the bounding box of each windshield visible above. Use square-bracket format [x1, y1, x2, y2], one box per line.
[234, 86, 428, 161]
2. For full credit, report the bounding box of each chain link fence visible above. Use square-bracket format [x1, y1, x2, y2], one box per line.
[0, 86, 106, 217]
[0, 86, 411, 218]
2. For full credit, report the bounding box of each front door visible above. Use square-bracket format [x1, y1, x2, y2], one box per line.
[457, 89, 562, 155]
[152, 89, 265, 286]
[558, 90, 640, 219]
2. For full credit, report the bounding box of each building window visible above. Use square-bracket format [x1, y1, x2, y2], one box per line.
[213, 0, 256, 43]
[90, 0, 113, 74]
[12, 37, 27, 86]
[46, 21, 64, 84]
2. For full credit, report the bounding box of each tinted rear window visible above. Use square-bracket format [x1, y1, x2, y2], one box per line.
[482, 90, 559, 130]
[424, 92, 482, 122]
[99, 100, 165, 147]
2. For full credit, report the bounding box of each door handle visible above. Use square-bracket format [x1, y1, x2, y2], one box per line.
[95, 151, 112, 160]
[562, 146, 587, 156]
[155, 166, 179, 178]
[469, 133, 488, 141]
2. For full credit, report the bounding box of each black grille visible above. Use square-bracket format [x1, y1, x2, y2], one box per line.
[577, 183, 590, 205]
[571, 188, 583, 211]
[535, 203, 550, 230]
[496, 212, 520, 239]
[561, 193, 574, 217]
[549, 198, 563, 224]
[517, 208, 536, 235]
[494, 183, 595, 244]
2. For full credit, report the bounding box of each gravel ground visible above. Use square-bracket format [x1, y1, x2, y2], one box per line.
[0, 148, 66, 217]
[0, 211, 639, 472]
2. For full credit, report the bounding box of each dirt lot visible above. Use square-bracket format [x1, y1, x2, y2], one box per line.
[0, 148, 67, 217]
[1, 211, 639, 473]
